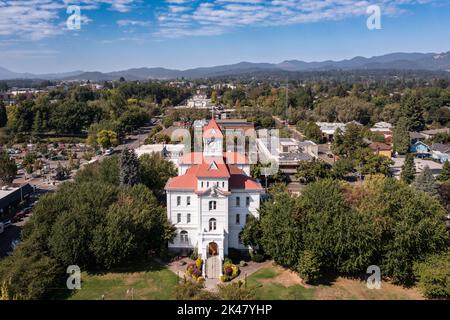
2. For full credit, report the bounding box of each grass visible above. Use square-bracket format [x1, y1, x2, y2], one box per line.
[67, 261, 178, 300]
[247, 267, 316, 300]
[246, 264, 423, 300]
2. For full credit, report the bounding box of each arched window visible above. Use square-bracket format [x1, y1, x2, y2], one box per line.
[209, 218, 217, 231]
[180, 230, 188, 243]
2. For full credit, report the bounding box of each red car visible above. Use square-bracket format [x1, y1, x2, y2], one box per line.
[12, 211, 26, 223]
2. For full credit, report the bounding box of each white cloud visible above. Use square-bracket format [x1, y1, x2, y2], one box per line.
[117, 19, 151, 27]
[155, 0, 445, 38]
[0, 0, 139, 40]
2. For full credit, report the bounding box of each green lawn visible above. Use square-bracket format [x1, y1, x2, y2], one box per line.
[67, 261, 178, 300]
[246, 264, 423, 300]
[247, 266, 316, 300]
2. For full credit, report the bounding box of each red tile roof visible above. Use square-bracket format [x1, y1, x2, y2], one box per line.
[165, 163, 262, 192]
[203, 119, 223, 138]
[229, 175, 264, 191]
[179, 152, 249, 165]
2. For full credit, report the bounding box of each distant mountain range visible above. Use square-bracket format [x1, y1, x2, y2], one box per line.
[1, 52, 450, 81]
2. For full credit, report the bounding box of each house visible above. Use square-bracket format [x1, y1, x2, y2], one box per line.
[315, 122, 346, 141]
[165, 119, 264, 277]
[257, 136, 318, 174]
[368, 142, 393, 158]
[216, 119, 255, 136]
[134, 144, 185, 165]
[431, 143, 450, 163]
[409, 132, 426, 144]
[370, 122, 393, 142]
[420, 128, 450, 140]
[410, 141, 431, 158]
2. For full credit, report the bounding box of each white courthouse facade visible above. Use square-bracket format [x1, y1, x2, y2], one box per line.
[165, 120, 264, 266]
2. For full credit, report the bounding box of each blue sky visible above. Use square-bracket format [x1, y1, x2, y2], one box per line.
[0, 0, 450, 73]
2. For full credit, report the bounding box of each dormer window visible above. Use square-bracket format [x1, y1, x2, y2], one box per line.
[208, 161, 218, 171]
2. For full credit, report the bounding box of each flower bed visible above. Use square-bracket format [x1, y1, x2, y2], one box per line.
[220, 262, 240, 282]
[186, 258, 204, 282]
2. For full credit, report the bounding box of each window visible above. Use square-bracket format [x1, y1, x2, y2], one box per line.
[177, 213, 181, 223]
[187, 196, 191, 206]
[207, 182, 209, 188]
[236, 214, 240, 224]
[180, 230, 188, 243]
[246, 196, 250, 206]
[222, 181, 225, 188]
[209, 218, 217, 231]
[236, 197, 240, 207]
[201, 181, 204, 188]
[187, 213, 191, 223]
[246, 214, 250, 223]
[177, 196, 181, 206]
[209, 201, 217, 211]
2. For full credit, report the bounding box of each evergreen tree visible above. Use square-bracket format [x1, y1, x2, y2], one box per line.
[438, 161, 450, 182]
[400, 95, 425, 131]
[0, 101, 7, 128]
[412, 166, 438, 196]
[119, 148, 139, 186]
[393, 117, 410, 154]
[401, 153, 416, 184]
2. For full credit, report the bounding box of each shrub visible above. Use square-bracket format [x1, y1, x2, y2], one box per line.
[250, 252, 265, 263]
[221, 263, 240, 282]
[239, 261, 247, 267]
[195, 257, 203, 270]
[414, 252, 450, 299]
[297, 250, 322, 282]
[189, 248, 198, 261]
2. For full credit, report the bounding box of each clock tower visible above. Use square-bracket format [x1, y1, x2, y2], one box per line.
[203, 119, 223, 157]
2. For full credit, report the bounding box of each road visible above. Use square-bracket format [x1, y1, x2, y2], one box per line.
[272, 115, 306, 141]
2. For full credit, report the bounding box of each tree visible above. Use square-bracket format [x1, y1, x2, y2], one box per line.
[119, 148, 139, 186]
[353, 148, 393, 176]
[331, 123, 365, 157]
[96, 130, 119, 149]
[413, 251, 450, 299]
[438, 161, 450, 182]
[0, 151, 17, 185]
[0, 101, 7, 127]
[259, 191, 303, 267]
[330, 158, 354, 180]
[393, 117, 410, 154]
[302, 122, 322, 143]
[297, 250, 322, 282]
[400, 95, 425, 131]
[139, 153, 177, 197]
[296, 159, 330, 183]
[401, 153, 416, 184]
[412, 165, 438, 196]
[239, 215, 262, 248]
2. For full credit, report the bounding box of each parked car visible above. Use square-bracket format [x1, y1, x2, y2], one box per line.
[104, 148, 114, 156]
[12, 211, 26, 222]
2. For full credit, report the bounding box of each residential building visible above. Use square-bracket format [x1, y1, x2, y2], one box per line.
[315, 122, 346, 141]
[134, 144, 185, 165]
[431, 143, 450, 163]
[368, 142, 393, 158]
[165, 119, 264, 277]
[420, 128, 450, 140]
[257, 136, 318, 174]
[410, 141, 431, 158]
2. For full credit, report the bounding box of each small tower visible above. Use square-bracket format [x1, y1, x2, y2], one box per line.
[203, 119, 223, 157]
